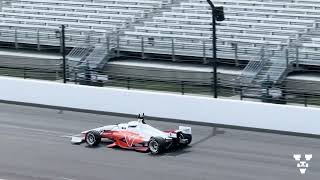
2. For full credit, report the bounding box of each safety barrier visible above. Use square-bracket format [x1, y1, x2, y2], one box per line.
[0, 76, 319, 136]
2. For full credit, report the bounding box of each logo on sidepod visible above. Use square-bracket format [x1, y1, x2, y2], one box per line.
[293, 154, 313, 174]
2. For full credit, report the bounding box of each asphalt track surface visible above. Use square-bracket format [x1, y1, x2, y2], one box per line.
[0, 103, 320, 180]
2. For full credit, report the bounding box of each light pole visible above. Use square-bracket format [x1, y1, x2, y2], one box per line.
[56, 25, 67, 83]
[206, 0, 225, 98]
[61, 25, 66, 83]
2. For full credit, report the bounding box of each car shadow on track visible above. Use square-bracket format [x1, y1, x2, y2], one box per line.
[163, 129, 226, 157]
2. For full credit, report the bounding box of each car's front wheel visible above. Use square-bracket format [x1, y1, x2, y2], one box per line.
[85, 131, 101, 147]
[148, 137, 166, 154]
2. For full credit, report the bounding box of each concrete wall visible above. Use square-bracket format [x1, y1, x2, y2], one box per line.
[0, 76, 319, 135]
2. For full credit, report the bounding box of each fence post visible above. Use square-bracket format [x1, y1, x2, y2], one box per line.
[171, 39, 175, 61]
[304, 93, 307, 107]
[106, 34, 110, 54]
[141, 36, 145, 59]
[203, 41, 207, 64]
[74, 72, 78, 84]
[127, 77, 130, 90]
[181, 81, 185, 95]
[295, 46, 299, 68]
[23, 67, 26, 79]
[285, 48, 289, 67]
[37, 28, 41, 51]
[232, 43, 239, 66]
[240, 87, 243, 100]
[14, 28, 19, 49]
[116, 32, 120, 57]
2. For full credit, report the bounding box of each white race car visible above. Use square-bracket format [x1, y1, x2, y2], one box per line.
[71, 114, 192, 154]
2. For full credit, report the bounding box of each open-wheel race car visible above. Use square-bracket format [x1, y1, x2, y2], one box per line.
[71, 114, 192, 154]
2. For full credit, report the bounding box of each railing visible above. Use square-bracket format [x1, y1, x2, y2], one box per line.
[238, 46, 267, 86]
[82, 43, 112, 69]
[0, 26, 108, 48]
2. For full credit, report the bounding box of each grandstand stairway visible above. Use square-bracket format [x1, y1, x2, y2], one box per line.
[82, 43, 113, 70]
[67, 46, 94, 68]
[239, 46, 293, 99]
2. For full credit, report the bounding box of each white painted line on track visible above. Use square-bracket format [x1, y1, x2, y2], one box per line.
[61, 177, 75, 180]
[60, 134, 81, 138]
[0, 123, 66, 135]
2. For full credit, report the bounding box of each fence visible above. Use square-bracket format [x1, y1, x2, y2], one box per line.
[0, 25, 319, 107]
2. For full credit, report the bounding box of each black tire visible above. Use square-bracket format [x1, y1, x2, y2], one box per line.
[183, 134, 192, 145]
[85, 131, 101, 147]
[148, 137, 166, 154]
[177, 132, 192, 146]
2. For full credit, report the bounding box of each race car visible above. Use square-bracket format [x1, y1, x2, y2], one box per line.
[71, 114, 192, 154]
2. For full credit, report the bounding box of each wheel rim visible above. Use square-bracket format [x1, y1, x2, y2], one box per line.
[149, 140, 159, 153]
[87, 133, 95, 145]
[179, 133, 184, 142]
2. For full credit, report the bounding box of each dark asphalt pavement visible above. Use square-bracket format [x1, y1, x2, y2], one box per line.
[0, 103, 319, 180]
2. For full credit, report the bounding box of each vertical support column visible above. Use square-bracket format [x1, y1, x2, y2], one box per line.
[127, 77, 130, 90]
[23, 67, 26, 79]
[116, 32, 120, 57]
[106, 35, 110, 54]
[171, 39, 175, 61]
[181, 81, 185, 95]
[203, 41, 207, 64]
[14, 28, 19, 49]
[295, 46, 299, 68]
[285, 48, 289, 67]
[59, 30, 63, 53]
[304, 93, 307, 107]
[87, 32, 91, 45]
[141, 36, 145, 59]
[232, 43, 239, 66]
[37, 28, 41, 51]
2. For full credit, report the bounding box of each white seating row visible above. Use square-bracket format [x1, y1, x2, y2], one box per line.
[0, 0, 169, 47]
[122, 0, 319, 63]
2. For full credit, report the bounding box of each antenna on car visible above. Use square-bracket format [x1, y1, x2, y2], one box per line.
[137, 113, 146, 124]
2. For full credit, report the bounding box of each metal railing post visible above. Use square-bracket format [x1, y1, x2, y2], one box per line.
[304, 93, 307, 107]
[23, 67, 26, 79]
[14, 28, 18, 49]
[203, 41, 207, 64]
[181, 81, 185, 95]
[37, 28, 41, 51]
[171, 39, 175, 61]
[141, 36, 145, 59]
[116, 32, 120, 57]
[232, 43, 239, 66]
[106, 35, 110, 54]
[285, 47, 289, 67]
[295, 46, 299, 68]
[127, 77, 130, 90]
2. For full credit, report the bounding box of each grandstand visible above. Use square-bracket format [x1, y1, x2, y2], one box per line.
[0, 0, 319, 104]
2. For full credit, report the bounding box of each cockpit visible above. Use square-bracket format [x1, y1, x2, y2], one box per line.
[128, 121, 139, 128]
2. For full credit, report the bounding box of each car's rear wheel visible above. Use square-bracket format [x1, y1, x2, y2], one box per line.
[85, 131, 101, 147]
[148, 137, 166, 154]
[177, 132, 192, 146]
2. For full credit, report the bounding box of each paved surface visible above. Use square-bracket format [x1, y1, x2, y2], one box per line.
[0, 103, 319, 180]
